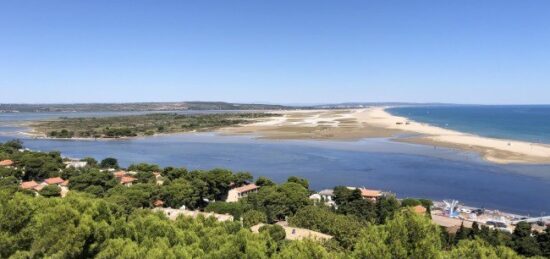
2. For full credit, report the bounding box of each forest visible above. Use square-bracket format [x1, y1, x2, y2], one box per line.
[0, 140, 548, 258]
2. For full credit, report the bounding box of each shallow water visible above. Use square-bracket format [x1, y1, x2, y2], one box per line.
[389, 105, 550, 144]
[1, 111, 549, 215]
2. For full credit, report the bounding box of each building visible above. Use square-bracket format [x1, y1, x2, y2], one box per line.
[226, 183, 259, 202]
[0, 159, 14, 167]
[44, 177, 65, 185]
[153, 208, 234, 222]
[120, 176, 137, 187]
[113, 171, 127, 179]
[64, 160, 87, 168]
[310, 189, 337, 207]
[359, 188, 382, 201]
[20, 180, 39, 190]
[318, 189, 334, 201]
[153, 172, 164, 185]
[153, 199, 165, 208]
[412, 205, 427, 215]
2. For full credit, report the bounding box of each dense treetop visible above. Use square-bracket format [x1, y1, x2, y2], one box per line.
[0, 140, 548, 258]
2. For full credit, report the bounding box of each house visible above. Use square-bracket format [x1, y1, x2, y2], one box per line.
[114, 171, 127, 179]
[318, 189, 334, 202]
[0, 159, 14, 167]
[153, 207, 233, 222]
[120, 176, 136, 187]
[412, 205, 427, 215]
[153, 172, 164, 185]
[226, 183, 259, 202]
[310, 189, 337, 207]
[64, 160, 87, 169]
[20, 180, 39, 190]
[359, 188, 382, 201]
[153, 199, 165, 208]
[251, 222, 333, 241]
[44, 177, 65, 186]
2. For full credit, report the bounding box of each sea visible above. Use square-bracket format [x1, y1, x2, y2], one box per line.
[388, 105, 550, 144]
[0, 107, 549, 215]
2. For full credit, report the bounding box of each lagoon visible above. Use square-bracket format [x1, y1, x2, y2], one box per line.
[1, 111, 549, 215]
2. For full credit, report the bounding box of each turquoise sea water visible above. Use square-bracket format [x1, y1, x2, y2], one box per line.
[388, 105, 550, 144]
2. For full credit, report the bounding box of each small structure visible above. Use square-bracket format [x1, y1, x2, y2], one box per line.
[412, 205, 427, 215]
[359, 188, 382, 201]
[0, 159, 14, 167]
[20, 180, 39, 190]
[318, 189, 334, 201]
[113, 171, 127, 179]
[309, 193, 321, 202]
[44, 177, 65, 186]
[154, 207, 233, 222]
[431, 214, 473, 234]
[64, 160, 87, 169]
[153, 199, 165, 208]
[250, 223, 333, 241]
[120, 176, 136, 187]
[153, 172, 164, 185]
[226, 183, 259, 202]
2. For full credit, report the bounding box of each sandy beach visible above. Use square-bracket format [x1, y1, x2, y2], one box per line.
[220, 107, 550, 164]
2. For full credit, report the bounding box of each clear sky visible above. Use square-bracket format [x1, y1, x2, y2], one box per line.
[1, 1, 549, 104]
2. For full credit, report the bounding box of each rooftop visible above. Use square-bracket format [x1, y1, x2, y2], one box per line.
[232, 183, 259, 194]
[359, 188, 382, 198]
[44, 177, 64, 185]
[0, 159, 14, 166]
[20, 180, 39, 190]
[120, 176, 136, 184]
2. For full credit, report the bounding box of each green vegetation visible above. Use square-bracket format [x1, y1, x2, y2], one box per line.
[1, 101, 291, 113]
[32, 112, 278, 139]
[0, 140, 548, 258]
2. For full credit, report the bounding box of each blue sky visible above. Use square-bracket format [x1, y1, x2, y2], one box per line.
[1, 1, 549, 104]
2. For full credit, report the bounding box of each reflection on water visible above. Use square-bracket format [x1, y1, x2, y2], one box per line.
[0, 133, 548, 215]
[1, 112, 549, 215]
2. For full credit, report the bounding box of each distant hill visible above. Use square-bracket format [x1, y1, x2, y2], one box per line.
[0, 102, 292, 113]
[311, 102, 454, 109]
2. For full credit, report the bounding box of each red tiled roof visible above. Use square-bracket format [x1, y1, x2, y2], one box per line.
[120, 176, 136, 184]
[34, 184, 46, 191]
[20, 181, 39, 189]
[153, 199, 164, 207]
[44, 177, 64, 185]
[233, 183, 259, 194]
[114, 171, 127, 178]
[412, 205, 427, 215]
[360, 188, 382, 198]
[0, 159, 14, 166]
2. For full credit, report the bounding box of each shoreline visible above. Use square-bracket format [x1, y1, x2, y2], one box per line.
[220, 108, 550, 164]
[373, 107, 550, 164]
[14, 107, 550, 164]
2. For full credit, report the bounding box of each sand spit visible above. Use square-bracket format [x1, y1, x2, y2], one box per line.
[220, 107, 550, 164]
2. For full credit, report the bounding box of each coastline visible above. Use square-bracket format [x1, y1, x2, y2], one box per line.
[15, 107, 550, 164]
[373, 107, 550, 164]
[221, 108, 550, 164]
